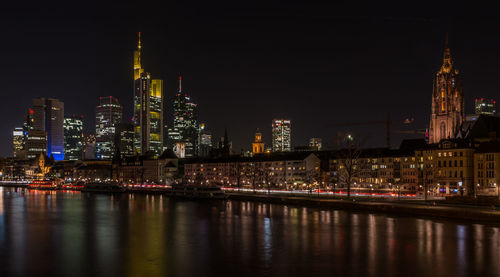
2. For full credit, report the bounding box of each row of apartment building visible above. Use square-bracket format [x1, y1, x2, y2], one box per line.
[184, 116, 500, 196]
[183, 138, 500, 196]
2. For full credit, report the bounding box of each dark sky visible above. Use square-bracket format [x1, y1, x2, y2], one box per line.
[1, 1, 498, 156]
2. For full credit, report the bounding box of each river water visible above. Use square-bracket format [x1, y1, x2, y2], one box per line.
[0, 187, 499, 277]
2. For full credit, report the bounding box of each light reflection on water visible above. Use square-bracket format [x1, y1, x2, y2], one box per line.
[0, 187, 499, 277]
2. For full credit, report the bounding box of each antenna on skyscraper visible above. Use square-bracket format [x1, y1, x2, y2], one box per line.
[178, 75, 182, 93]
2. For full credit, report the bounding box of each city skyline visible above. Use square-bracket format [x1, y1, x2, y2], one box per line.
[1, 3, 500, 157]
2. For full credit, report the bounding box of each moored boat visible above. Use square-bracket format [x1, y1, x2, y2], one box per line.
[81, 182, 126, 193]
[28, 180, 58, 190]
[166, 183, 227, 199]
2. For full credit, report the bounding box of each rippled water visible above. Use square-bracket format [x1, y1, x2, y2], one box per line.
[0, 187, 499, 277]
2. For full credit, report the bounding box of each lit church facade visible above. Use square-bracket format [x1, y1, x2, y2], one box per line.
[428, 37, 465, 144]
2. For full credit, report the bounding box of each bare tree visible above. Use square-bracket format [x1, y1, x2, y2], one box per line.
[304, 169, 319, 195]
[336, 136, 365, 199]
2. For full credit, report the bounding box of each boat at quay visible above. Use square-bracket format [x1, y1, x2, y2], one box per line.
[27, 180, 58, 190]
[81, 182, 126, 193]
[14, 180, 227, 199]
[166, 183, 227, 199]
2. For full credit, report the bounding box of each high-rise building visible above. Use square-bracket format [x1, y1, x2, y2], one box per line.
[199, 123, 212, 157]
[118, 123, 135, 157]
[132, 32, 164, 156]
[252, 129, 264, 154]
[475, 98, 496, 115]
[309, 138, 322, 150]
[95, 96, 122, 160]
[32, 98, 64, 160]
[26, 130, 47, 159]
[429, 36, 464, 144]
[83, 134, 96, 160]
[272, 119, 291, 152]
[168, 76, 199, 157]
[64, 115, 84, 160]
[12, 127, 25, 158]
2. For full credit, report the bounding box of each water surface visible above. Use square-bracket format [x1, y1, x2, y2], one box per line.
[0, 187, 499, 276]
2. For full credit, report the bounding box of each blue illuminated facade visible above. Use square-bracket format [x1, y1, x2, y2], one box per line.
[32, 98, 65, 160]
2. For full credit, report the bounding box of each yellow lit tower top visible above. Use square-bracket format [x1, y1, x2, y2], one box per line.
[134, 32, 144, 80]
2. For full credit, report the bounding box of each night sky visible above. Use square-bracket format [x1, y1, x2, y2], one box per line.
[1, 2, 498, 157]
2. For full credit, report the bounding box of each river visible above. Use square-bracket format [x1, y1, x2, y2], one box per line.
[0, 187, 499, 277]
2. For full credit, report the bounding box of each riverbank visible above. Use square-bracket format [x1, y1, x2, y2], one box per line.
[227, 192, 500, 223]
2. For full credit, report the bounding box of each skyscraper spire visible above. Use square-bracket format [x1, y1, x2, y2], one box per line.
[138, 32, 141, 50]
[178, 75, 182, 93]
[133, 32, 143, 80]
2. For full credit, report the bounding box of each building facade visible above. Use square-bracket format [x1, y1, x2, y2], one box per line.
[132, 33, 164, 156]
[12, 127, 25, 158]
[309, 138, 322, 150]
[118, 123, 135, 158]
[95, 96, 122, 160]
[26, 130, 47, 159]
[475, 98, 496, 115]
[64, 115, 84, 160]
[168, 76, 199, 157]
[252, 130, 264, 154]
[32, 98, 64, 160]
[272, 119, 291, 152]
[429, 37, 464, 144]
[474, 141, 500, 195]
[199, 124, 212, 157]
[83, 134, 96, 160]
[184, 152, 321, 188]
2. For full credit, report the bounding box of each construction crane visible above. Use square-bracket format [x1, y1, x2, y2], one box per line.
[327, 113, 414, 148]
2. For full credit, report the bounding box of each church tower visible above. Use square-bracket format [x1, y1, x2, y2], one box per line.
[429, 35, 464, 144]
[252, 129, 264, 154]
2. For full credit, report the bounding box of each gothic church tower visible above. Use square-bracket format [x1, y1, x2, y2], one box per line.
[429, 36, 464, 143]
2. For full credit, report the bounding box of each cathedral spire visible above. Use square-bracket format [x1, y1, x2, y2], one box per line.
[440, 33, 452, 73]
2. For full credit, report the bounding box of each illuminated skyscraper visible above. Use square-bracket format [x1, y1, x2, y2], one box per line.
[32, 98, 64, 160]
[12, 127, 25, 158]
[309, 138, 322, 150]
[64, 115, 84, 160]
[272, 119, 291, 152]
[132, 32, 164, 156]
[95, 96, 122, 160]
[475, 98, 496, 115]
[26, 130, 47, 159]
[199, 123, 212, 157]
[118, 123, 135, 157]
[83, 134, 96, 160]
[168, 76, 198, 157]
